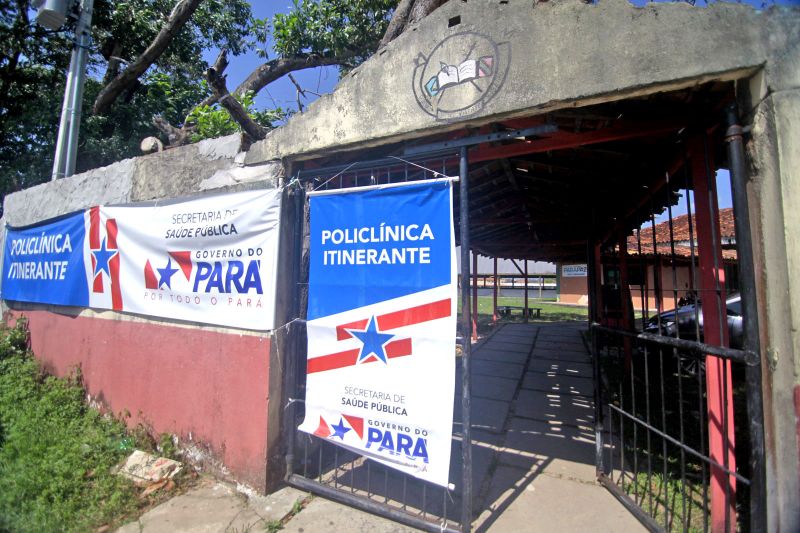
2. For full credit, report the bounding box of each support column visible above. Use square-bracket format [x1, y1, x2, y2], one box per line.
[493, 257, 498, 324]
[524, 259, 529, 323]
[472, 251, 478, 341]
[691, 134, 736, 532]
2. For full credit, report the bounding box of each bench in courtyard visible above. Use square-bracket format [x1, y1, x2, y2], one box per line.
[497, 305, 542, 319]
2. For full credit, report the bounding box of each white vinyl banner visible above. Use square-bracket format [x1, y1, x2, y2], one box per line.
[299, 180, 457, 488]
[84, 189, 281, 330]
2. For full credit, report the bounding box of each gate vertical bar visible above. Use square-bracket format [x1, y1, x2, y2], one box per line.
[617, 231, 633, 374]
[691, 133, 736, 531]
[588, 236, 605, 477]
[459, 146, 473, 533]
[725, 103, 766, 531]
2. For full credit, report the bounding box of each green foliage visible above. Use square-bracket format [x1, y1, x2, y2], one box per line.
[272, 0, 397, 65]
[78, 71, 209, 171]
[157, 432, 178, 460]
[91, 0, 254, 78]
[0, 0, 253, 202]
[624, 471, 706, 532]
[0, 321, 139, 532]
[186, 91, 290, 142]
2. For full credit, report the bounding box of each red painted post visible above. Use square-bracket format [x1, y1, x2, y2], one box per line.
[524, 259, 529, 323]
[618, 231, 633, 373]
[691, 136, 736, 532]
[472, 251, 478, 341]
[492, 256, 498, 324]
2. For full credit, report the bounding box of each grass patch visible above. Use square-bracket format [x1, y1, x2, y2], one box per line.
[458, 296, 588, 336]
[623, 471, 707, 532]
[0, 319, 141, 532]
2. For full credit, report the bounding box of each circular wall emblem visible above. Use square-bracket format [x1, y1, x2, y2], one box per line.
[412, 31, 510, 122]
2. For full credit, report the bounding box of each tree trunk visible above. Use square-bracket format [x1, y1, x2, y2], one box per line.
[378, 0, 415, 48]
[380, 0, 448, 48]
[408, 0, 448, 25]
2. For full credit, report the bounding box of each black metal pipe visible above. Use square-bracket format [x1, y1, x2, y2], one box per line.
[458, 146, 473, 533]
[404, 124, 559, 156]
[590, 323, 755, 364]
[725, 103, 767, 532]
[282, 183, 306, 479]
[288, 474, 460, 533]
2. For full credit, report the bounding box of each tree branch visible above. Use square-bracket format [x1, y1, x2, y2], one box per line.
[233, 52, 356, 97]
[287, 73, 306, 113]
[101, 41, 125, 85]
[93, 0, 204, 115]
[181, 47, 229, 126]
[206, 65, 267, 141]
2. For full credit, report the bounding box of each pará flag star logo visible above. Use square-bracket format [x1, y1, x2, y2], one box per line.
[349, 316, 394, 364]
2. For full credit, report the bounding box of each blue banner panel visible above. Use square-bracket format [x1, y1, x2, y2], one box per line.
[303, 179, 456, 487]
[308, 181, 453, 320]
[2, 212, 89, 307]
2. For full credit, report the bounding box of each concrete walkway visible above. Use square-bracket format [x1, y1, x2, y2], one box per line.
[467, 321, 644, 532]
[116, 478, 417, 533]
[117, 321, 644, 532]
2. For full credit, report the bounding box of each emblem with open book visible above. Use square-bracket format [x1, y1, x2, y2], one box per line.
[412, 31, 510, 122]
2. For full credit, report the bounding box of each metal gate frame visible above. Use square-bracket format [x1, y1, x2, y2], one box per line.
[588, 103, 766, 532]
[280, 148, 474, 533]
[279, 124, 555, 532]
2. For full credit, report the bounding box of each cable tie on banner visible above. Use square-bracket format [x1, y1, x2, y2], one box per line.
[285, 177, 301, 191]
[273, 317, 306, 333]
[386, 155, 456, 181]
[284, 397, 305, 410]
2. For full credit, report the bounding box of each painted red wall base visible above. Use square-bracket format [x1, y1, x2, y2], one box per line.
[9, 309, 272, 490]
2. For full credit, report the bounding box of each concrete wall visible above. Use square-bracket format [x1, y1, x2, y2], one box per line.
[244, 0, 789, 166]
[7, 309, 271, 486]
[1, 134, 288, 491]
[740, 10, 800, 528]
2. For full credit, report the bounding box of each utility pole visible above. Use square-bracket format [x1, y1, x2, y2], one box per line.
[39, 0, 95, 180]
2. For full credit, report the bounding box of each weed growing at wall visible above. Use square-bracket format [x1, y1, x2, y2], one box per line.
[0, 319, 139, 532]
